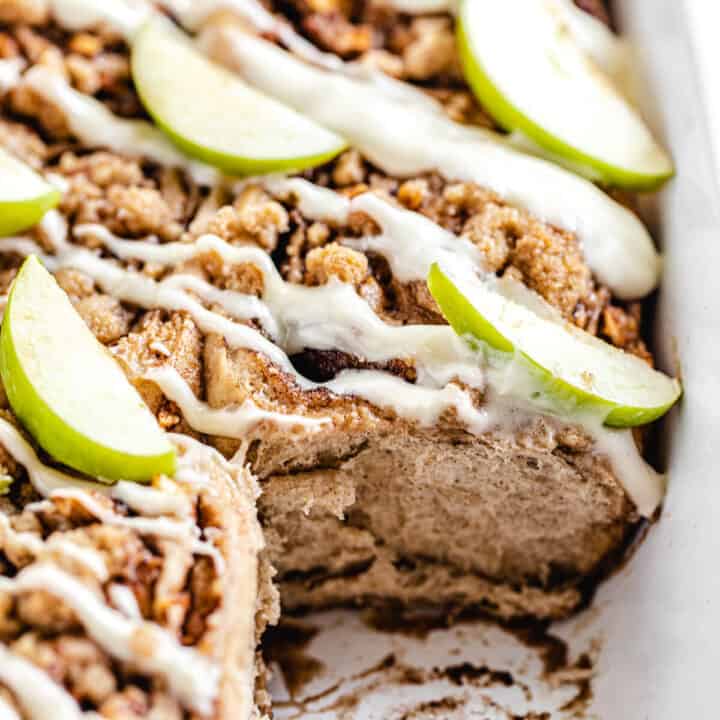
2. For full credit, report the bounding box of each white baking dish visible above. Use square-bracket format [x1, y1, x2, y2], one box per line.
[267, 1, 720, 717]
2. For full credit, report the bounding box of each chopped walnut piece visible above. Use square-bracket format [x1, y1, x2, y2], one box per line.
[68, 32, 102, 58]
[0, 119, 46, 168]
[307, 221, 331, 249]
[347, 207, 382, 237]
[332, 150, 367, 187]
[58, 636, 118, 705]
[601, 304, 652, 363]
[10, 633, 62, 679]
[10, 26, 65, 79]
[397, 178, 429, 211]
[159, 167, 193, 222]
[306, 242, 369, 286]
[13, 26, 52, 63]
[402, 17, 460, 81]
[65, 53, 102, 94]
[429, 88, 497, 128]
[303, 12, 373, 57]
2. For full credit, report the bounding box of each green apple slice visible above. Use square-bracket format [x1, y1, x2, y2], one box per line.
[0, 148, 60, 236]
[0, 256, 176, 482]
[457, 0, 673, 190]
[427, 263, 681, 427]
[131, 16, 347, 175]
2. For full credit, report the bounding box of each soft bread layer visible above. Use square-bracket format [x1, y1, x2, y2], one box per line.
[197, 332, 641, 621]
[257, 423, 637, 620]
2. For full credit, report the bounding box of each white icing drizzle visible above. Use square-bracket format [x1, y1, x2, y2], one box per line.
[207, 26, 660, 300]
[0, 416, 108, 498]
[0, 564, 220, 714]
[327, 369, 490, 434]
[0, 417, 225, 544]
[0, 423, 225, 573]
[47, 0, 151, 37]
[111, 478, 192, 518]
[49, 487, 199, 541]
[344, 190, 482, 280]
[38, 209, 69, 252]
[46, 0, 340, 73]
[71, 206, 483, 373]
[591, 421, 665, 517]
[261, 175, 351, 223]
[39, 219, 482, 382]
[0, 644, 85, 720]
[169, 435, 217, 486]
[164, 272, 277, 333]
[20, 66, 218, 185]
[150, 340, 171, 357]
[261, 176, 484, 280]
[145, 365, 329, 436]
[0, 58, 25, 96]
[109, 583, 143, 619]
[0, 694, 21, 720]
[45, 538, 109, 581]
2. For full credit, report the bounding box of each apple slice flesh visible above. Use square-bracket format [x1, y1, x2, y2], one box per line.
[427, 263, 681, 427]
[0, 148, 60, 236]
[457, 0, 673, 190]
[131, 17, 347, 175]
[0, 256, 176, 482]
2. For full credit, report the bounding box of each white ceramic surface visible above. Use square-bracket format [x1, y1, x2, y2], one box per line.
[268, 2, 720, 717]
